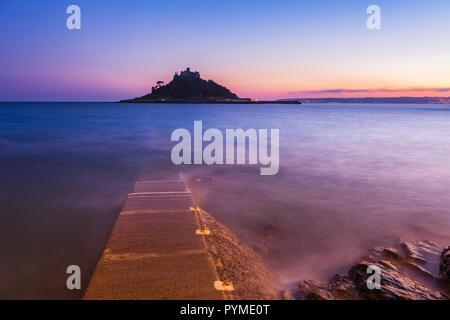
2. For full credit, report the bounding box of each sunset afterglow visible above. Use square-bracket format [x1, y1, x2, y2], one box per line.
[1, 0, 449, 101]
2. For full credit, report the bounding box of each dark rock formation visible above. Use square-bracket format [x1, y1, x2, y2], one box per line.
[439, 247, 450, 284]
[349, 259, 443, 300]
[401, 241, 427, 265]
[300, 97, 450, 104]
[121, 68, 239, 102]
[328, 274, 360, 299]
[191, 176, 216, 184]
[289, 240, 449, 300]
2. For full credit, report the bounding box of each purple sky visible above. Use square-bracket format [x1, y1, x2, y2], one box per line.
[1, 0, 449, 101]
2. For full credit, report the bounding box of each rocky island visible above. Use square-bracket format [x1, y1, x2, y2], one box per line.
[120, 67, 300, 104]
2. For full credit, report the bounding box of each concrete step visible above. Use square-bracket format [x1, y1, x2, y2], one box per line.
[105, 211, 206, 255]
[122, 193, 193, 214]
[84, 252, 223, 300]
[84, 178, 224, 300]
[133, 180, 187, 193]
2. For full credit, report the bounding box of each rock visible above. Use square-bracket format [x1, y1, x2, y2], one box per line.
[328, 274, 359, 299]
[420, 240, 442, 252]
[349, 260, 445, 300]
[295, 276, 358, 300]
[366, 246, 384, 262]
[262, 224, 281, 246]
[191, 176, 216, 183]
[296, 280, 325, 295]
[280, 290, 294, 300]
[403, 261, 434, 281]
[295, 280, 331, 300]
[306, 289, 337, 300]
[401, 241, 427, 265]
[439, 247, 450, 283]
[294, 240, 449, 300]
[382, 248, 404, 262]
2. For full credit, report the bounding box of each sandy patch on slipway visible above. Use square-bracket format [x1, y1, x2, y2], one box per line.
[196, 207, 277, 299]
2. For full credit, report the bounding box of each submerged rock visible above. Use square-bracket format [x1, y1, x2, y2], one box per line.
[262, 224, 281, 248]
[401, 241, 427, 265]
[382, 248, 404, 262]
[191, 176, 216, 184]
[403, 260, 434, 280]
[289, 240, 449, 300]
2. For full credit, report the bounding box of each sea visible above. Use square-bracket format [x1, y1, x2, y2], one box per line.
[1, 102, 449, 298]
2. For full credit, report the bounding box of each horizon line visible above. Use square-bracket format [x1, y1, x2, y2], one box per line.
[2, 96, 450, 103]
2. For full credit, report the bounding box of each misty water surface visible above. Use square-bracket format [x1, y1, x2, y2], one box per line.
[1, 102, 449, 298]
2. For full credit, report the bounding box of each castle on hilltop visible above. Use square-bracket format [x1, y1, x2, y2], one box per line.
[173, 67, 200, 80]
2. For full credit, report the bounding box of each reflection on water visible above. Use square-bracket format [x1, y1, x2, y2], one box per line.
[0, 102, 449, 298]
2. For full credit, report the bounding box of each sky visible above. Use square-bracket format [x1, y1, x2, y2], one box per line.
[1, 0, 450, 101]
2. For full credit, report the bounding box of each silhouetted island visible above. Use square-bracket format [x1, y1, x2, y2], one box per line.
[120, 68, 300, 104]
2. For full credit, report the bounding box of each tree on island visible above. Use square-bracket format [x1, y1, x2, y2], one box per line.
[151, 80, 165, 93]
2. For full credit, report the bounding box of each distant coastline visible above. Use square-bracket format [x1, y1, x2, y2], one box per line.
[119, 96, 450, 105]
[297, 97, 450, 104]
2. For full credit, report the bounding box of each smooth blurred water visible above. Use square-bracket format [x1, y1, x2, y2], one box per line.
[1, 102, 449, 298]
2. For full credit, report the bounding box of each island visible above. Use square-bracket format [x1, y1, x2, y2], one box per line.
[120, 67, 301, 104]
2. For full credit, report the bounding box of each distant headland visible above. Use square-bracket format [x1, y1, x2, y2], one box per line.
[297, 97, 450, 104]
[119, 68, 300, 104]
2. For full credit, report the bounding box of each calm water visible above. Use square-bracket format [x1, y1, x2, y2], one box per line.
[1, 102, 449, 298]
